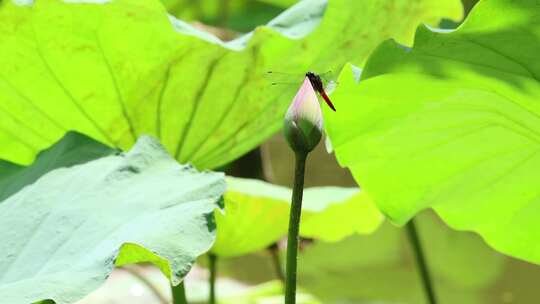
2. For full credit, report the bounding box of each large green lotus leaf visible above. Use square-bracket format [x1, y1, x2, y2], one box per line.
[324, 0, 540, 264]
[0, 136, 225, 304]
[300, 186, 383, 241]
[0, 131, 115, 202]
[211, 177, 383, 257]
[0, 0, 462, 169]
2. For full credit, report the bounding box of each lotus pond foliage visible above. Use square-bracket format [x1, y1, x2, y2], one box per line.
[0, 0, 538, 303]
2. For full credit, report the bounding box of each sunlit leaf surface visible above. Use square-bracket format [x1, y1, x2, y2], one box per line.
[325, 0, 540, 264]
[212, 177, 383, 257]
[0, 0, 462, 169]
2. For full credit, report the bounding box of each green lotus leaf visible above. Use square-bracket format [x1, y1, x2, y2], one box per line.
[300, 187, 383, 241]
[0, 131, 115, 202]
[211, 177, 383, 257]
[0, 136, 225, 304]
[0, 0, 462, 169]
[324, 0, 540, 263]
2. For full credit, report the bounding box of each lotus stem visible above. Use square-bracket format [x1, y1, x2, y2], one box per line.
[406, 219, 437, 304]
[171, 281, 188, 304]
[208, 253, 217, 304]
[285, 152, 308, 304]
[268, 243, 285, 283]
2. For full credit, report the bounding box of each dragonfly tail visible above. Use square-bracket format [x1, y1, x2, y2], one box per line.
[319, 90, 336, 111]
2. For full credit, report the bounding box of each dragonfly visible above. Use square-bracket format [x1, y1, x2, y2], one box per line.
[267, 71, 337, 111]
[305, 71, 336, 112]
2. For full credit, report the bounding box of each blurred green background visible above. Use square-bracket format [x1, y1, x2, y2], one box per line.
[76, 0, 540, 303]
[162, 0, 295, 34]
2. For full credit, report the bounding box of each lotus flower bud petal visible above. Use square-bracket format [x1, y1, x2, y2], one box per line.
[283, 77, 323, 153]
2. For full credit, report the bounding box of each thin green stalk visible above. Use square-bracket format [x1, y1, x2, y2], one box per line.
[285, 152, 307, 304]
[171, 281, 188, 304]
[268, 243, 285, 283]
[406, 219, 437, 304]
[209, 253, 218, 304]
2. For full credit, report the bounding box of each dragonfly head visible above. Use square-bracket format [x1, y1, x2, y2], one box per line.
[305, 71, 324, 92]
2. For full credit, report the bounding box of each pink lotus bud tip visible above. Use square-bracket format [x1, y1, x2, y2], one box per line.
[283, 77, 323, 153]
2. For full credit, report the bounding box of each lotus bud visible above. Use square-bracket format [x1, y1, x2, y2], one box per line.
[283, 77, 323, 153]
